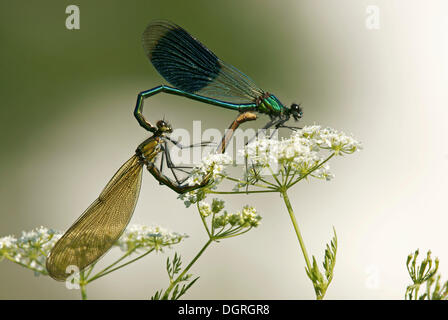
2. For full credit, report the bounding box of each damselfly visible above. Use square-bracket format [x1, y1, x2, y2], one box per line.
[46, 112, 256, 281]
[135, 20, 303, 136]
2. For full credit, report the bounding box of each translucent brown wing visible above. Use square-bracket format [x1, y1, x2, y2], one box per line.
[46, 155, 143, 281]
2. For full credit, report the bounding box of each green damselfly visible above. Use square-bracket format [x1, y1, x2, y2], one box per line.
[135, 20, 303, 136]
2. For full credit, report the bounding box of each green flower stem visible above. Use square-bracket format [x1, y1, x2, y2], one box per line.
[87, 248, 155, 283]
[256, 176, 278, 188]
[79, 270, 87, 300]
[217, 227, 253, 239]
[209, 190, 277, 195]
[267, 164, 282, 186]
[285, 170, 298, 187]
[211, 214, 217, 236]
[281, 189, 312, 275]
[283, 166, 292, 185]
[162, 239, 213, 299]
[288, 153, 335, 188]
[4, 254, 48, 275]
[84, 262, 97, 279]
[87, 250, 134, 282]
[221, 175, 273, 189]
[414, 286, 420, 300]
[221, 175, 277, 189]
[199, 214, 212, 238]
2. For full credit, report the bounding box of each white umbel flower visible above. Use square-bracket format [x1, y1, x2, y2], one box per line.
[116, 224, 187, 252]
[239, 125, 361, 185]
[186, 153, 232, 186]
[0, 226, 62, 275]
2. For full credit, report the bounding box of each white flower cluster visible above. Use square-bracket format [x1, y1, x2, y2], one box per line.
[300, 125, 362, 154]
[241, 125, 361, 182]
[178, 189, 205, 207]
[0, 235, 16, 249]
[116, 224, 188, 252]
[0, 226, 62, 275]
[197, 198, 225, 218]
[212, 205, 261, 228]
[1, 224, 187, 276]
[196, 198, 261, 229]
[198, 201, 212, 217]
[186, 153, 232, 186]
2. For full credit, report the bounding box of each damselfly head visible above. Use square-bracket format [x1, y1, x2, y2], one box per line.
[289, 103, 303, 121]
[156, 120, 173, 133]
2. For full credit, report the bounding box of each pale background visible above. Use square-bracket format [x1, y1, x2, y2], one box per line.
[1, 0, 447, 299]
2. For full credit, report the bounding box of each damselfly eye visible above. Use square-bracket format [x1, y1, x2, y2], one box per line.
[289, 103, 303, 120]
[290, 103, 300, 111]
[156, 120, 167, 128]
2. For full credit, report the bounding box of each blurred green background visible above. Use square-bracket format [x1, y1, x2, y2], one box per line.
[1, 0, 447, 299]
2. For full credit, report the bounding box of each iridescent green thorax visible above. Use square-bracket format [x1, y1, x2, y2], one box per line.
[256, 93, 286, 116]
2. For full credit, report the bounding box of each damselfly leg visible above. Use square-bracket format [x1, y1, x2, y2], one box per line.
[160, 139, 215, 185]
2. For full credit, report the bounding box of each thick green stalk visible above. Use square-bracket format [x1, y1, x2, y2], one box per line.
[80, 284, 87, 300]
[79, 271, 87, 300]
[281, 190, 312, 274]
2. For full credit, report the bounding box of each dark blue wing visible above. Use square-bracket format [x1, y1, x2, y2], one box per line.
[142, 20, 263, 104]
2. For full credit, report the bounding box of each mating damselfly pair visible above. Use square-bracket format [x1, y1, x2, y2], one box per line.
[46, 20, 302, 281]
